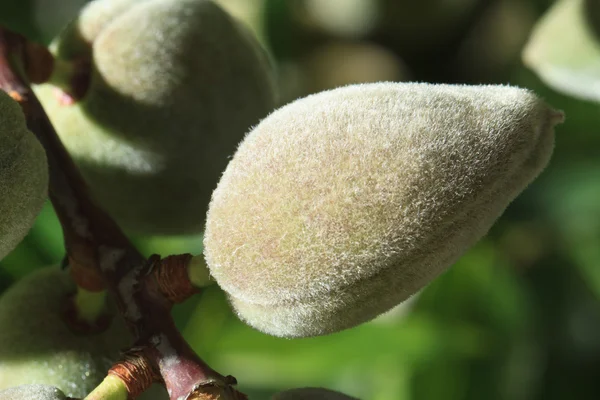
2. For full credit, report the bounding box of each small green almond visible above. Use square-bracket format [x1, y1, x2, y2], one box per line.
[0, 90, 48, 261]
[35, 0, 277, 234]
[0, 267, 131, 398]
[0, 385, 67, 400]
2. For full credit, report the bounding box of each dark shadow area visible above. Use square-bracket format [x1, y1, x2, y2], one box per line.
[0, 0, 44, 44]
[584, 0, 600, 42]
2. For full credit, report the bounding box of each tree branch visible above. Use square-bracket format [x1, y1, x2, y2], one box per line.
[0, 28, 244, 400]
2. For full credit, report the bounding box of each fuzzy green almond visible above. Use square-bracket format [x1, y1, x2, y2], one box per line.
[52, 0, 152, 59]
[0, 90, 48, 261]
[35, 0, 277, 235]
[0, 267, 131, 398]
[0, 385, 67, 400]
[204, 82, 564, 338]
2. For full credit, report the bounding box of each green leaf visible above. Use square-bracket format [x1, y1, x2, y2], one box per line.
[523, 0, 600, 101]
[540, 163, 600, 298]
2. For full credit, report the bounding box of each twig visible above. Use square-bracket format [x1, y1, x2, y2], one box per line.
[0, 27, 244, 400]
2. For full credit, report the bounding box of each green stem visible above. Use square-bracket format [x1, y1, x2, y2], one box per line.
[74, 286, 107, 325]
[188, 255, 214, 288]
[84, 375, 129, 400]
[46, 57, 76, 90]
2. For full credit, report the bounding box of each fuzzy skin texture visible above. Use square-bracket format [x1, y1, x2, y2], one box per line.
[0, 385, 66, 400]
[272, 388, 357, 400]
[34, 0, 277, 234]
[0, 91, 48, 261]
[204, 82, 563, 338]
[55, 0, 151, 57]
[0, 267, 131, 398]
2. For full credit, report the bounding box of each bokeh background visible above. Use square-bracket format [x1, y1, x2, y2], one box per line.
[1, 0, 600, 399]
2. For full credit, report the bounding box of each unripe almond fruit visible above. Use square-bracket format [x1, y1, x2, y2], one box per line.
[0, 90, 48, 261]
[204, 82, 564, 338]
[34, 0, 277, 235]
[0, 267, 130, 398]
[0, 385, 67, 400]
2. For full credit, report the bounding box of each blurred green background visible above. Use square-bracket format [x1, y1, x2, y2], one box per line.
[1, 0, 600, 399]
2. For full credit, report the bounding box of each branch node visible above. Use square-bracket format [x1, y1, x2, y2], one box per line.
[109, 350, 158, 399]
[188, 384, 248, 400]
[153, 254, 199, 304]
[69, 255, 106, 292]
